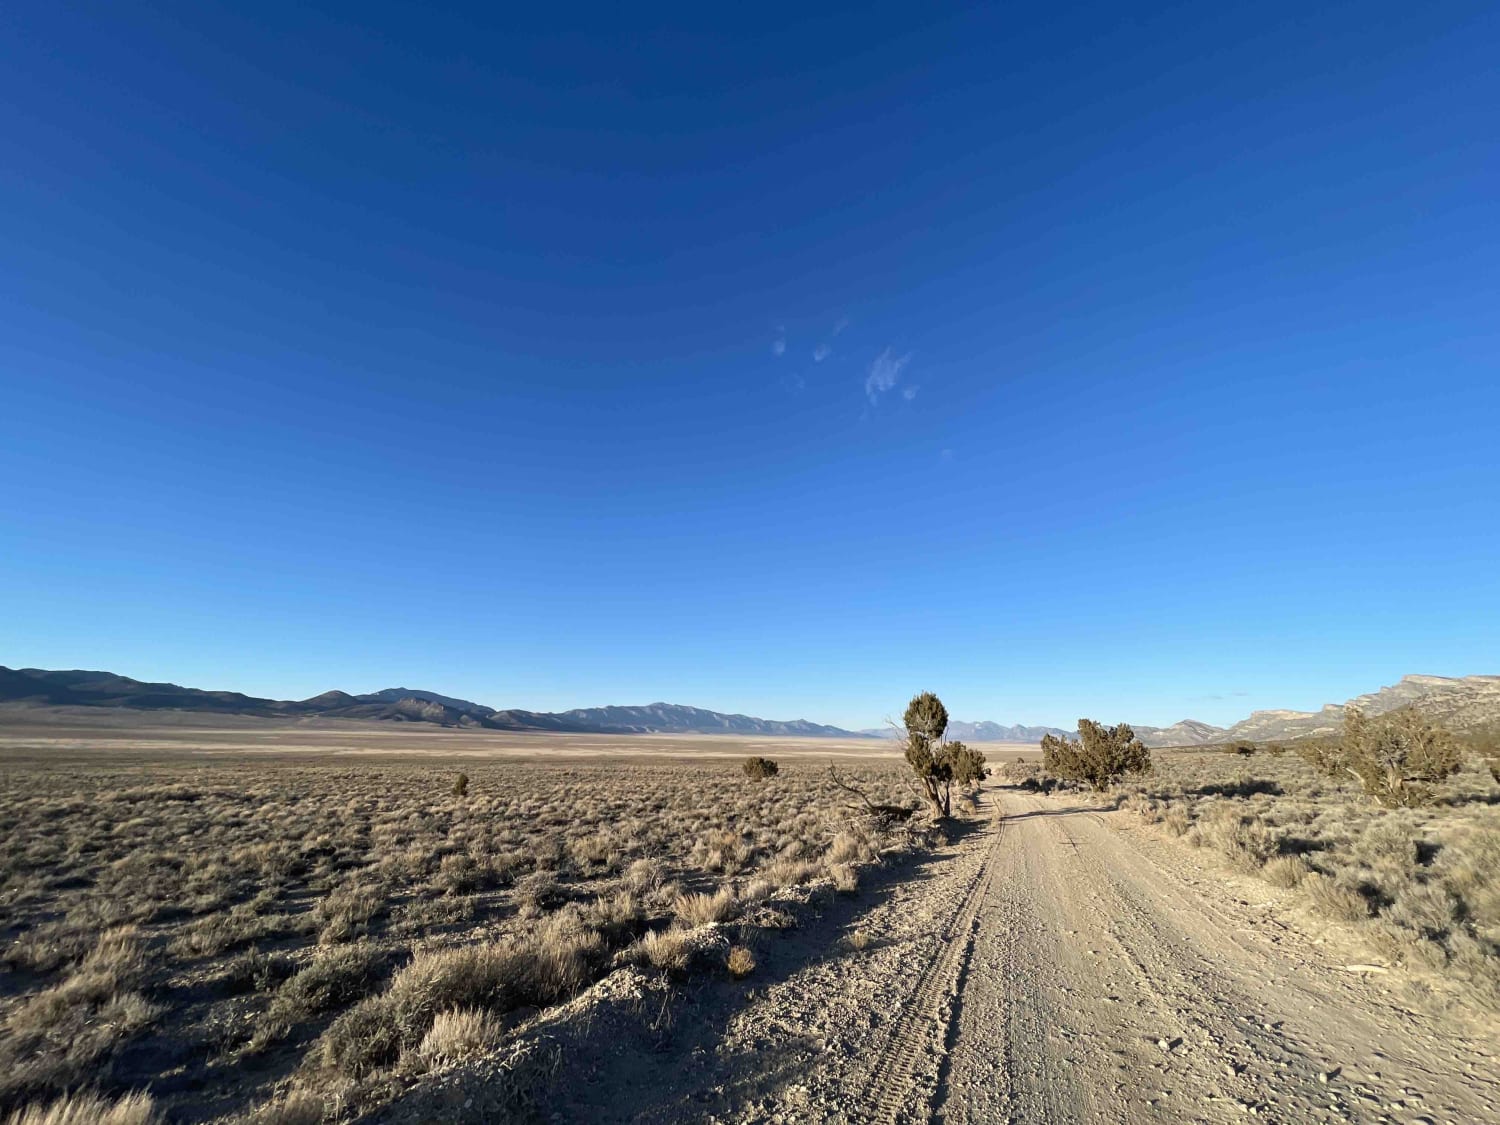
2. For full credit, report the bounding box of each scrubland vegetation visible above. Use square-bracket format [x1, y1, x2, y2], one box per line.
[0, 756, 924, 1122]
[1114, 709, 1500, 1003]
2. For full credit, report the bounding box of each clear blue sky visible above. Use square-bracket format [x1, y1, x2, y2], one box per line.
[3, 2, 1497, 730]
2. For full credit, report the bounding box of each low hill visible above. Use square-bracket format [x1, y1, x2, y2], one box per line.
[1132, 719, 1226, 748]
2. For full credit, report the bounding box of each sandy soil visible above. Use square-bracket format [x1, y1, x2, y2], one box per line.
[735, 788, 1500, 1124]
[427, 784, 1500, 1123]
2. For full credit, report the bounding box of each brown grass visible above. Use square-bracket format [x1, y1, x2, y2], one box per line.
[0, 754, 915, 1119]
[1119, 745, 1500, 1001]
[2, 1092, 160, 1125]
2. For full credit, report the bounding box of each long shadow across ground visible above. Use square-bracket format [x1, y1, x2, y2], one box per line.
[373, 816, 990, 1123]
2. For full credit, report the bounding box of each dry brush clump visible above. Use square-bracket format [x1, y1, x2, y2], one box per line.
[2, 1090, 161, 1125]
[0, 753, 917, 1121]
[1118, 720, 1500, 1002]
[742, 756, 779, 780]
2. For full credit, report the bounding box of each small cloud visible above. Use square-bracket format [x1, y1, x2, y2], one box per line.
[864, 347, 911, 403]
[940, 448, 955, 462]
[813, 343, 831, 362]
[902, 385, 919, 400]
[832, 317, 850, 336]
[772, 337, 786, 357]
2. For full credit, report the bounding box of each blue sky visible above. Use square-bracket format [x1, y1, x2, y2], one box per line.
[3, 1, 1497, 729]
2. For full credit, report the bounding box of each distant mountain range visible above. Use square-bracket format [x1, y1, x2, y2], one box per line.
[1130, 675, 1500, 747]
[5, 667, 1496, 747]
[0, 667, 865, 738]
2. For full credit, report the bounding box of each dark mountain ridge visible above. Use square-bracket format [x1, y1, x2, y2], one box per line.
[0, 666, 867, 738]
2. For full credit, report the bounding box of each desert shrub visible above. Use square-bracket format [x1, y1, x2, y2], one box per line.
[1041, 720, 1152, 791]
[1354, 819, 1419, 872]
[1262, 856, 1310, 888]
[1162, 808, 1191, 837]
[828, 863, 859, 894]
[827, 829, 878, 866]
[633, 929, 690, 972]
[942, 742, 989, 788]
[1000, 759, 1042, 785]
[2, 1091, 161, 1125]
[452, 773, 469, 798]
[1438, 827, 1500, 931]
[760, 858, 821, 887]
[1463, 726, 1500, 784]
[253, 943, 383, 1046]
[568, 833, 619, 872]
[240, 1090, 324, 1125]
[172, 906, 303, 958]
[726, 946, 756, 979]
[224, 949, 297, 995]
[0, 929, 162, 1101]
[1198, 807, 1280, 874]
[1303, 873, 1373, 922]
[1385, 883, 1459, 942]
[317, 929, 604, 1078]
[624, 858, 665, 894]
[742, 757, 779, 781]
[673, 888, 738, 926]
[417, 1007, 501, 1067]
[1300, 708, 1462, 808]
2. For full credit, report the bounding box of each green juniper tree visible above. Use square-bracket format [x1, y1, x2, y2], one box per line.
[901, 692, 987, 817]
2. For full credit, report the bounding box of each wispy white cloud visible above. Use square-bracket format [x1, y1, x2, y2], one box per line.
[812, 343, 831, 362]
[832, 317, 850, 336]
[771, 336, 786, 357]
[864, 347, 911, 403]
[902, 385, 919, 400]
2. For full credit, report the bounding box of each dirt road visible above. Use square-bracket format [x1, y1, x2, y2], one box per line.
[735, 788, 1500, 1124]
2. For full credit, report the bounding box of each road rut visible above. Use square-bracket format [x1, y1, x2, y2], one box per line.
[843, 789, 1500, 1124]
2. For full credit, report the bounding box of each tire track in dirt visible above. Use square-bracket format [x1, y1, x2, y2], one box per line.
[935, 791, 1500, 1123]
[855, 807, 1005, 1124]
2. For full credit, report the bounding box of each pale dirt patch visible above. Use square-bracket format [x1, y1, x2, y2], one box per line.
[437, 785, 1500, 1123]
